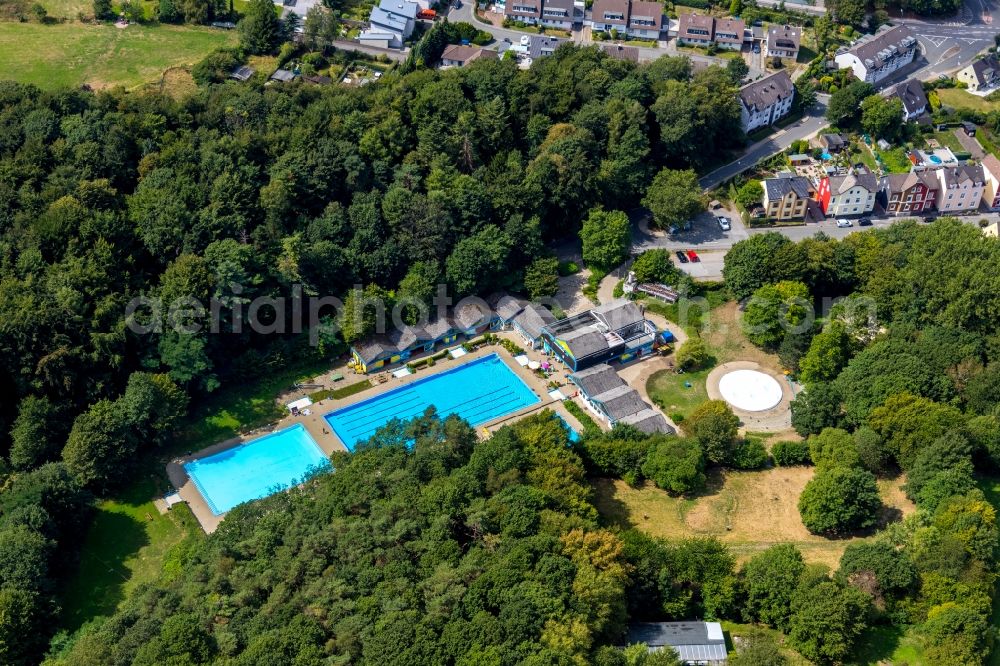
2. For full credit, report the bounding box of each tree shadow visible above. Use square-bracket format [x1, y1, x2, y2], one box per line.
[849, 624, 905, 665]
[59, 506, 152, 633]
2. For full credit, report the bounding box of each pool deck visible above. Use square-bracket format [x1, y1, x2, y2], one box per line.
[168, 332, 591, 533]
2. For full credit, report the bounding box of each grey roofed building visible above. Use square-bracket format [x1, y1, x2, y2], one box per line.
[561, 327, 611, 359]
[511, 303, 557, 341]
[766, 24, 801, 54]
[738, 70, 794, 115]
[569, 364, 625, 397]
[619, 408, 675, 434]
[763, 175, 810, 201]
[628, 0, 664, 31]
[625, 621, 727, 663]
[828, 172, 879, 194]
[379, 0, 417, 18]
[527, 35, 562, 59]
[270, 69, 297, 82]
[229, 65, 255, 81]
[592, 300, 645, 332]
[454, 301, 492, 331]
[598, 43, 640, 62]
[883, 78, 928, 118]
[840, 24, 916, 68]
[821, 133, 847, 151]
[592, 385, 649, 420]
[965, 54, 1000, 88]
[491, 294, 527, 322]
[939, 163, 985, 188]
[420, 317, 455, 340]
[303, 74, 332, 85]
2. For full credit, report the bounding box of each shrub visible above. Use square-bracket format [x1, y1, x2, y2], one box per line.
[675, 337, 710, 371]
[631, 249, 680, 284]
[642, 436, 705, 494]
[557, 260, 580, 276]
[771, 440, 810, 466]
[731, 438, 768, 470]
[684, 400, 739, 465]
[578, 430, 651, 484]
[798, 465, 881, 535]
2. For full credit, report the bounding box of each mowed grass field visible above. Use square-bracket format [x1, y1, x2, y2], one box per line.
[593, 467, 916, 569]
[0, 22, 237, 89]
[936, 87, 1000, 113]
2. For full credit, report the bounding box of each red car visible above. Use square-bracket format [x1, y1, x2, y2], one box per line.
[686, 250, 700, 262]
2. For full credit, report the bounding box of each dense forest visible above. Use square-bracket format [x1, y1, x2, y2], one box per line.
[0, 46, 743, 664]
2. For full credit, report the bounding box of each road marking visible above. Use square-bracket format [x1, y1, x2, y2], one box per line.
[922, 35, 949, 47]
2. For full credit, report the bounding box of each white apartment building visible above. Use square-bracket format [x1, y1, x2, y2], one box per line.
[936, 164, 985, 213]
[738, 70, 795, 133]
[835, 24, 917, 84]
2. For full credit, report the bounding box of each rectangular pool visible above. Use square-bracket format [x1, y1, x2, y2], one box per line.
[184, 424, 330, 515]
[325, 353, 540, 450]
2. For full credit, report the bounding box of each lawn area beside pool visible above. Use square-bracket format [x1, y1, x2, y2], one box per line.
[0, 22, 236, 89]
[646, 366, 710, 421]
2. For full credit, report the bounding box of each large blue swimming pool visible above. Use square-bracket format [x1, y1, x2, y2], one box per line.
[325, 353, 540, 450]
[184, 424, 330, 515]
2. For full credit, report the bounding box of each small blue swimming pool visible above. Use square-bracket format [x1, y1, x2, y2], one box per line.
[325, 353, 540, 450]
[184, 424, 330, 515]
[821, 152, 833, 160]
[558, 415, 581, 443]
[929, 155, 943, 164]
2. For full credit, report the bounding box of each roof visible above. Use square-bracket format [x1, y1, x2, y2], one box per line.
[739, 70, 794, 114]
[592, 0, 628, 24]
[453, 301, 492, 329]
[628, 1, 663, 30]
[981, 153, 1000, 181]
[370, 6, 409, 31]
[828, 172, 878, 194]
[714, 17, 744, 42]
[570, 364, 625, 397]
[270, 69, 296, 82]
[939, 164, 985, 187]
[303, 74, 332, 85]
[841, 24, 917, 70]
[618, 408, 675, 434]
[441, 44, 498, 65]
[506, 0, 540, 16]
[822, 133, 847, 148]
[592, 300, 644, 331]
[884, 78, 928, 116]
[592, 385, 648, 420]
[626, 622, 727, 662]
[678, 13, 714, 39]
[763, 175, 810, 201]
[598, 43, 640, 62]
[420, 317, 455, 340]
[882, 170, 937, 194]
[561, 327, 610, 358]
[229, 65, 255, 81]
[511, 303, 557, 340]
[767, 24, 801, 50]
[967, 54, 1000, 86]
[492, 294, 527, 321]
[526, 35, 561, 58]
[543, 0, 574, 12]
[378, 0, 417, 18]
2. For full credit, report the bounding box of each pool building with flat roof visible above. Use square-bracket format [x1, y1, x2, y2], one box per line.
[541, 300, 663, 371]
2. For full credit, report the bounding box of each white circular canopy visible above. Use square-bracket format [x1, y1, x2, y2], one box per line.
[718, 370, 783, 412]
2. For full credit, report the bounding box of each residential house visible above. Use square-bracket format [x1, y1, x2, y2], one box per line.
[510, 303, 557, 349]
[936, 164, 985, 213]
[229, 65, 255, 81]
[590, 0, 628, 34]
[957, 54, 1000, 92]
[834, 24, 918, 84]
[502, 34, 562, 65]
[505, 0, 542, 24]
[540, 0, 574, 29]
[676, 13, 714, 47]
[541, 300, 660, 371]
[879, 170, 938, 215]
[883, 78, 928, 121]
[440, 44, 499, 67]
[598, 43, 640, 62]
[816, 172, 879, 216]
[360, 0, 418, 48]
[626, 1, 663, 39]
[624, 622, 727, 664]
[738, 70, 795, 133]
[980, 153, 1000, 209]
[762, 175, 812, 220]
[269, 69, 297, 82]
[569, 364, 674, 434]
[713, 17, 745, 50]
[764, 24, 801, 59]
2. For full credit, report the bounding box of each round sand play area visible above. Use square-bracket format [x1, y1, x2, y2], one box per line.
[706, 361, 794, 430]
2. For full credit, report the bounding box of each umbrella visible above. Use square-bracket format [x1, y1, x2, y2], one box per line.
[528, 361, 541, 370]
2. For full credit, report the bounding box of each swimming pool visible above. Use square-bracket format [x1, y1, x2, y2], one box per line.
[184, 424, 330, 515]
[325, 353, 540, 450]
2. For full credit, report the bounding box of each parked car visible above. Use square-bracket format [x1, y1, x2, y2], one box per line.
[752, 44, 760, 54]
[686, 250, 700, 262]
[716, 215, 731, 231]
[858, 217, 872, 226]
[675, 250, 689, 264]
[836, 219, 852, 228]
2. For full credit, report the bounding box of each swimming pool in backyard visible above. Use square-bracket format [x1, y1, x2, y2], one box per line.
[184, 424, 330, 515]
[325, 353, 540, 451]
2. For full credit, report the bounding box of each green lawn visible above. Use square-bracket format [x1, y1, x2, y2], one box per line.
[646, 366, 711, 421]
[928, 130, 963, 154]
[936, 87, 1000, 113]
[0, 22, 237, 89]
[59, 475, 202, 633]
